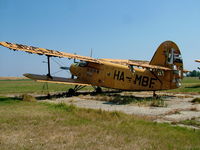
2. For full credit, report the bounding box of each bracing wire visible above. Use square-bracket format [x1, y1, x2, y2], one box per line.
[52, 58, 64, 67]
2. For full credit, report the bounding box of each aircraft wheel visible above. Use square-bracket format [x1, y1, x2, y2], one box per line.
[67, 88, 75, 97]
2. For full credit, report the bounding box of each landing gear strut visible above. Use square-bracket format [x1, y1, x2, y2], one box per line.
[67, 88, 75, 97]
[95, 87, 102, 93]
[67, 85, 86, 97]
[46, 55, 52, 79]
[153, 91, 157, 98]
[153, 91, 159, 99]
[67, 86, 102, 97]
[92, 86, 102, 93]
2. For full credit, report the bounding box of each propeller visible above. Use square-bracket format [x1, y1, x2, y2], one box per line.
[43, 53, 79, 79]
[54, 59, 74, 79]
[60, 66, 70, 70]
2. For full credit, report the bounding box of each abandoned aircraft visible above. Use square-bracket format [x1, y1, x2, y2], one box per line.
[0, 41, 184, 96]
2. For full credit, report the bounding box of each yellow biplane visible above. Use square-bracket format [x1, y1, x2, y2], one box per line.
[0, 41, 184, 96]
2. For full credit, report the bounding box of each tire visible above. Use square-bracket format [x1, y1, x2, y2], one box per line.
[67, 88, 75, 97]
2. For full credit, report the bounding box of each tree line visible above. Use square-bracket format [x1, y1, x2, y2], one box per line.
[186, 70, 200, 77]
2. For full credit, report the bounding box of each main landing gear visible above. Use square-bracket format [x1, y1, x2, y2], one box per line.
[153, 91, 159, 99]
[94, 86, 102, 93]
[67, 85, 86, 97]
[67, 86, 102, 97]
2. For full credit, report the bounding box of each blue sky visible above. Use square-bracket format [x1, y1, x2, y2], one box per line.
[0, 0, 200, 77]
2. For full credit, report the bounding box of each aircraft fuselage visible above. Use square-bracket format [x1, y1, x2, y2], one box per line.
[70, 61, 180, 91]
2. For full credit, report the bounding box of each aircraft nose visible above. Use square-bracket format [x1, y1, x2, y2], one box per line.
[70, 63, 78, 76]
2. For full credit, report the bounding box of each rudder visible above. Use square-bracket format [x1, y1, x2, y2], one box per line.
[150, 41, 183, 67]
[150, 41, 184, 88]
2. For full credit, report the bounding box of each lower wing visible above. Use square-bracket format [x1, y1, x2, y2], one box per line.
[24, 73, 89, 86]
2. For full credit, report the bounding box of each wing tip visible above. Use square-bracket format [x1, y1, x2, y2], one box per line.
[195, 60, 200, 63]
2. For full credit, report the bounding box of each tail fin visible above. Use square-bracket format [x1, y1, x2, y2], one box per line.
[150, 41, 184, 88]
[150, 41, 183, 67]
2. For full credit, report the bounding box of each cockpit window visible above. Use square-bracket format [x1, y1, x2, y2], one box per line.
[78, 61, 88, 67]
[129, 65, 135, 73]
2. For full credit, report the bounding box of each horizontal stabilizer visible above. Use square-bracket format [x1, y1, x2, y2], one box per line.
[23, 73, 89, 86]
[127, 61, 172, 71]
[100, 58, 172, 71]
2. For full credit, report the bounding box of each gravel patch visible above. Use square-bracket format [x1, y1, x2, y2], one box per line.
[43, 92, 200, 129]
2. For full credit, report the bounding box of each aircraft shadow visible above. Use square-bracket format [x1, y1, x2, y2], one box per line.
[102, 93, 177, 105]
[0, 97, 22, 102]
[103, 94, 157, 105]
[36, 90, 122, 100]
[185, 85, 200, 88]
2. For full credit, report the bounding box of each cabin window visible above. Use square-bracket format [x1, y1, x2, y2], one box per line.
[129, 65, 135, 73]
[78, 61, 88, 67]
[87, 67, 100, 74]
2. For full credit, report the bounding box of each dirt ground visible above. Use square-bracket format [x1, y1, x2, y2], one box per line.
[43, 91, 200, 129]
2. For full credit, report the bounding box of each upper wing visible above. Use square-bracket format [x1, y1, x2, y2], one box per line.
[0, 41, 100, 64]
[99, 58, 129, 65]
[195, 60, 200, 63]
[0, 41, 172, 71]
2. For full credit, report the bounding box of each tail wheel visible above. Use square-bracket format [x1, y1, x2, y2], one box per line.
[67, 88, 75, 97]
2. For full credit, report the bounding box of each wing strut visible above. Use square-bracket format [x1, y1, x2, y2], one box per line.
[47, 56, 52, 78]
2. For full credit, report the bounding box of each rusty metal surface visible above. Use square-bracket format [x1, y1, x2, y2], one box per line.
[127, 60, 172, 71]
[0, 41, 100, 63]
[0, 41, 172, 71]
[100, 58, 172, 71]
[100, 58, 149, 65]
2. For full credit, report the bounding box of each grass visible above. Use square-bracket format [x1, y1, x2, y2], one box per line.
[149, 99, 167, 107]
[191, 97, 200, 104]
[0, 79, 95, 95]
[179, 119, 200, 128]
[168, 77, 200, 93]
[85, 93, 167, 107]
[0, 97, 200, 149]
[21, 94, 37, 102]
[0, 77, 200, 95]
[0, 79, 74, 94]
[93, 94, 167, 107]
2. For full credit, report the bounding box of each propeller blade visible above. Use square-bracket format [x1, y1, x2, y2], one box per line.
[60, 66, 70, 70]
